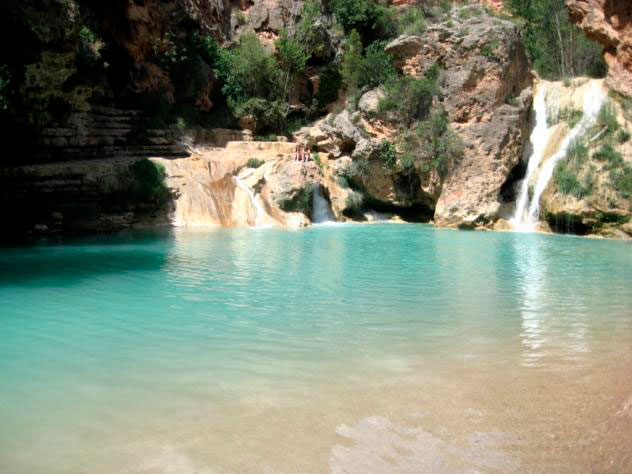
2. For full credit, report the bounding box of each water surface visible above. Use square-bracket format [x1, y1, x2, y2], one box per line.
[1, 225, 631, 473]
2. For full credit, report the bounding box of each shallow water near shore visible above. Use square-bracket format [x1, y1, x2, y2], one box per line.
[1, 225, 631, 473]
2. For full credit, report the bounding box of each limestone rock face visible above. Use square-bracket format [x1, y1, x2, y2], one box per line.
[566, 0, 632, 97]
[263, 160, 321, 212]
[387, 12, 532, 227]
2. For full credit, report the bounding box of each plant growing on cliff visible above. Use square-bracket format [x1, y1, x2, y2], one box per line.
[400, 108, 463, 177]
[246, 158, 265, 169]
[378, 75, 436, 126]
[326, 0, 396, 44]
[597, 102, 619, 137]
[129, 159, 170, 207]
[377, 140, 397, 167]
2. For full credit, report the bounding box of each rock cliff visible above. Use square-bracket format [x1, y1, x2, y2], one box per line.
[566, 0, 632, 97]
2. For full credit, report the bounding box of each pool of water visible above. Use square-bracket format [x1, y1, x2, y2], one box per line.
[1, 225, 631, 473]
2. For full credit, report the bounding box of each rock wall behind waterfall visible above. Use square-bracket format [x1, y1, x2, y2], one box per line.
[566, 0, 632, 97]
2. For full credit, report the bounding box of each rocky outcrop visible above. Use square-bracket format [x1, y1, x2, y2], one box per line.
[389, 10, 532, 227]
[566, 0, 632, 97]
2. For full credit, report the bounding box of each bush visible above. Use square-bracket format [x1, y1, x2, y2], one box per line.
[234, 98, 289, 133]
[341, 33, 395, 100]
[327, 0, 396, 43]
[378, 75, 436, 125]
[618, 129, 631, 144]
[553, 160, 591, 198]
[593, 143, 624, 169]
[400, 108, 464, 176]
[360, 41, 396, 89]
[397, 7, 426, 35]
[246, 158, 265, 168]
[597, 101, 619, 136]
[314, 66, 342, 110]
[612, 164, 632, 199]
[567, 139, 589, 162]
[129, 159, 170, 206]
[377, 140, 397, 167]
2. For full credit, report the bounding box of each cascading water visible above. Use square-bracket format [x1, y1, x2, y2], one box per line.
[234, 175, 267, 227]
[312, 185, 336, 224]
[511, 80, 606, 231]
[526, 81, 605, 225]
[510, 84, 551, 230]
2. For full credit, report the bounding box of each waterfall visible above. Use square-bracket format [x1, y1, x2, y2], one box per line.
[312, 185, 336, 224]
[234, 175, 267, 227]
[510, 84, 551, 230]
[526, 81, 605, 225]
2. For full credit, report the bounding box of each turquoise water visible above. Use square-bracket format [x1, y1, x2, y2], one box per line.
[1, 225, 631, 473]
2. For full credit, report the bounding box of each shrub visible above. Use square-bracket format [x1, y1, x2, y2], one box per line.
[396, 7, 426, 35]
[246, 158, 265, 168]
[612, 164, 632, 199]
[618, 129, 631, 144]
[378, 140, 397, 167]
[400, 108, 464, 176]
[553, 161, 591, 198]
[129, 159, 170, 206]
[341, 33, 395, 100]
[480, 37, 500, 57]
[567, 139, 588, 162]
[314, 66, 342, 110]
[313, 152, 324, 170]
[378, 75, 436, 125]
[234, 98, 289, 133]
[327, 0, 396, 43]
[360, 41, 396, 89]
[593, 143, 624, 169]
[597, 101, 619, 136]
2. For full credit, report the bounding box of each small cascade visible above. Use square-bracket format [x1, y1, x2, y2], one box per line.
[510, 84, 551, 230]
[234, 175, 267, 227]
[511, 80, 606, 231]
[312, 185, 336, 224]
[526, 81, 605, 225]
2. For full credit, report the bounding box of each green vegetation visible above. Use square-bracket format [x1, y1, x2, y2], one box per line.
[594, 143, 624, 169]
[129, 159, 170, 207]
[246, 158, 265, 168]
[341, 32, 395, 101]
[326, 0, 395, 44]
[313, 152, 324, 170]
[378, 74, 437, 126]
[547, 107, 583, 128]
[396, 7, 426, 35]
[505, 0, 606, 79]
[553, 139, 593, 198]
[618, 129, 631, 144]
[400, 109, 464, 177]
[596, 102, 620, 137]
[377, 140, 397, 167]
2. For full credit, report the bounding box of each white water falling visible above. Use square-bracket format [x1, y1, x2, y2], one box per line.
[234, 175, 267, 227]
[510, 84, 551, 230]
[312, 185, 336, 224]
[526, 81, 605, 226]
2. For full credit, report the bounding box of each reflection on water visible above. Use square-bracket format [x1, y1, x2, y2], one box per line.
[0, 225, 631, 473]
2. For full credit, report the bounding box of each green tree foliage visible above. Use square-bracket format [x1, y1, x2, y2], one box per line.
[505, 0, 606, 79]
[326, 0, 396, 44]
[378, 74, 437, 125]
[341, 32, 395, 100]
[377, 140, 397, 167]
[400, 109, 464, 177]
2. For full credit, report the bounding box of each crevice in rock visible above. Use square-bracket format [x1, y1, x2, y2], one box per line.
[499, 158, 527, 204]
